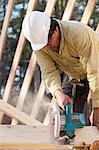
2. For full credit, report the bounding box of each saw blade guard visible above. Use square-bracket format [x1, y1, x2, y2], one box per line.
[49, 103, 61, 139]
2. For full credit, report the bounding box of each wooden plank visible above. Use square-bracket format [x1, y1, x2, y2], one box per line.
[0, 0, 37, 123]
[0, 100, 42, 126]
[0, 125, 98, 150]
[30, 81, 45, 118]
[62, 0, 76, 21]
[0, 0, 15, 61]
[81, 0, 96, 24]
[43, 98, 55, 126]
[0, 144, 61, 150]
[0, 125, 51, 144]
[11, 53, 36, 125]
[45, 0, 57, 15]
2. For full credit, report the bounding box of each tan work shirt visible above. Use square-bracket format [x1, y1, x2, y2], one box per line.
[34, 20, 99, 108]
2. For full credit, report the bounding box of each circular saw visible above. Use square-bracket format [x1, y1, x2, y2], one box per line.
[49, 101, 85, 144]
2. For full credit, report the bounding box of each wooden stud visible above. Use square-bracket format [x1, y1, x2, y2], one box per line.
[45, 0, 57, 15]
[81, 0, 96, 24]
[0, 0, 15, 61]
[11, 53, 37, 125]
[30, 81, 46, 119]
[62, 0, 76, 21]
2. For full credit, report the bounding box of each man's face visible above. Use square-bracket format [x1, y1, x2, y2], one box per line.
[45, 27, 61, 52]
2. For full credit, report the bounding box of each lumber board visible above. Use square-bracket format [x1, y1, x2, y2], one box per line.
[0, 100, 42, 126]
[45, 0, 57, 15]
[62, 0, 76, 21]
[30, 81, 45, 118]
[11, 53, 37, 125]
[81, 0, 96, 24]
[0, 125, 99, 150]
[0, 0, 15, 61]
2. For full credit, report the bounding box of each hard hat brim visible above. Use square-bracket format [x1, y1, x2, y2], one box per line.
[31, 39, 48, 51]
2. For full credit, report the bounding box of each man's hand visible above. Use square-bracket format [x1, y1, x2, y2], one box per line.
[54, 89, 73, 111]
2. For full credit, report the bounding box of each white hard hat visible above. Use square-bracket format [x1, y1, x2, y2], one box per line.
[22, 11, 51, 51]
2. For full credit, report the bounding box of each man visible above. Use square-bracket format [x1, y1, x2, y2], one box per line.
[22, 11, 99, 127]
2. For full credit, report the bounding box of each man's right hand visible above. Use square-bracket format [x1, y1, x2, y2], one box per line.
[54, 89, 73, 111]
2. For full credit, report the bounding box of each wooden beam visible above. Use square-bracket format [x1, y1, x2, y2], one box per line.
[0, 0, 15, 61]
[0, 100, 42, 126]
[0, 0, 37, 123]
[0, 125, 99, 149]
[45, 0, 57, 15]
[81, 0, 96, 24]
[30, 81, 45, 119]
[62, 0, 76, 21]
[11, 53, 36, 125]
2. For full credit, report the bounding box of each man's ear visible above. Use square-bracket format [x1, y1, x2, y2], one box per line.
[55, 26, 59, 32]
[53, 26, 59, 35]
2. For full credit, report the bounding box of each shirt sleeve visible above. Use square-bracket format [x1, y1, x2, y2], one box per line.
[34, 49, 62, 96]
[73, 25, 99, 108]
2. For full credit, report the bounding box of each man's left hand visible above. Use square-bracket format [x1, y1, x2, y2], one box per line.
[93, 108, 99, 129]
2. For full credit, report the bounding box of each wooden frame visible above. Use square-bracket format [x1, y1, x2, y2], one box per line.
[0, 0, 98, 128]
[0, 0, 15, 61]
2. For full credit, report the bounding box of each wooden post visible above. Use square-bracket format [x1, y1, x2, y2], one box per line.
[62, 0, 76, 21]
[11, 53, 37, 125]
[0, 0, 15, 61]
[45, 0, 57, 15]
[30, 81, 45, 119]
[81, 0, 96, 24]
[0, 0, 37, 123]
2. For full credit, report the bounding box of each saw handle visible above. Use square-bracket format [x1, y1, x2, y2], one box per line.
[65, 103, 75, 138]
